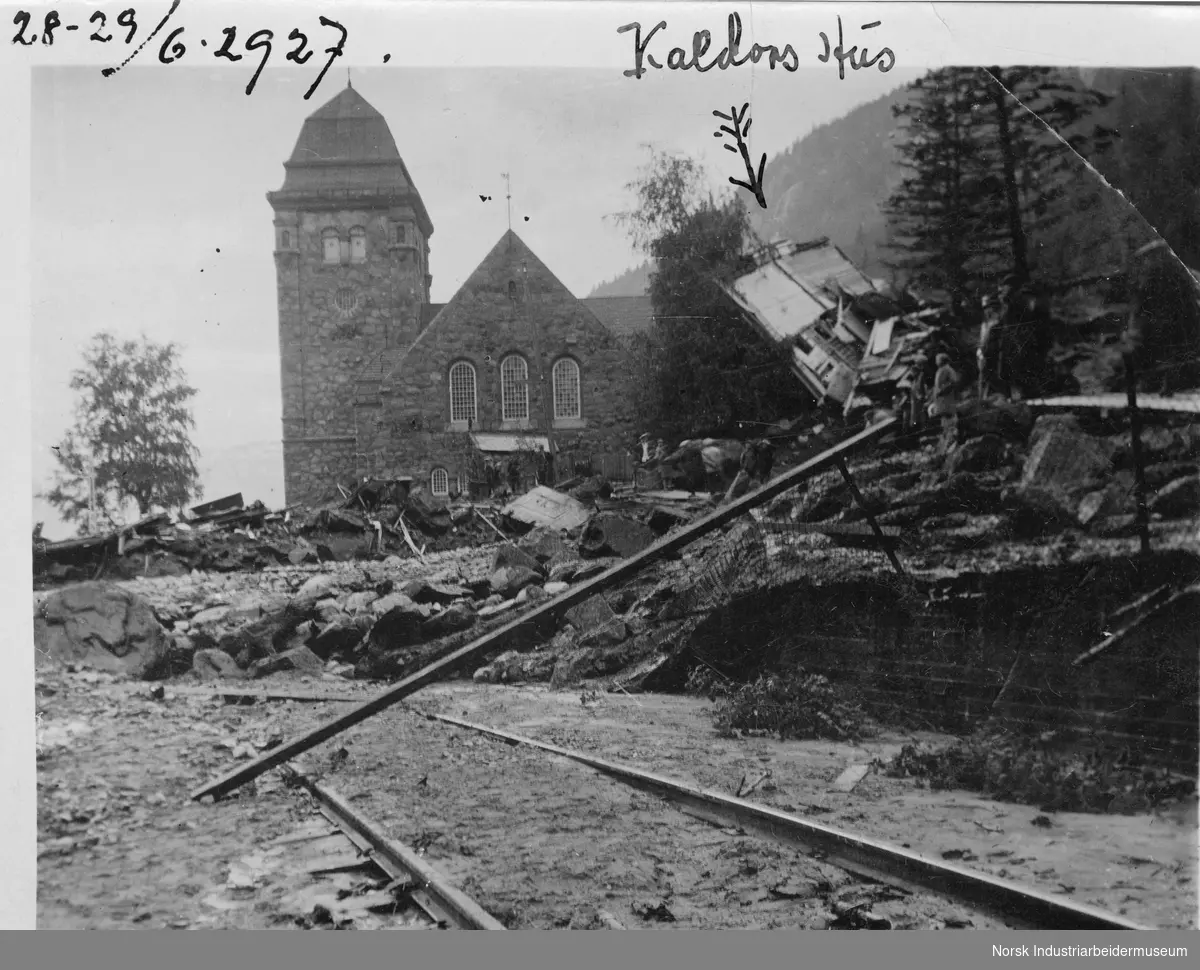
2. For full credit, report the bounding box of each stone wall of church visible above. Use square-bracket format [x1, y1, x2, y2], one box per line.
[274, 204, 428, 504]
[357, 235, 641, 493]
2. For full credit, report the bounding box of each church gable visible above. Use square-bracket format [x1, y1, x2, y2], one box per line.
[356, 230, 641, 480]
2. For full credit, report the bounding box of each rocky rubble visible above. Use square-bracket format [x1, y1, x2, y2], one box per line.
[773, 409, 1200, 543]
[32, 515, 679, 691]
[31, 410, 1200, 699]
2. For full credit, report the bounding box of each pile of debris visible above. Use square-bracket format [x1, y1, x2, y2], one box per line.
[33, 481, 552, 589]
[32, 483, 693, 689]
[766, 406, 1200, 546]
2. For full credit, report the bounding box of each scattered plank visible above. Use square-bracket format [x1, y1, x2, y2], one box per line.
[397, 514, 427, 563]
[831, 764, 872, 793]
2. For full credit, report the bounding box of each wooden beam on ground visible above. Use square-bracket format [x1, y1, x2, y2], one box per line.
[189, 419, 897, 803]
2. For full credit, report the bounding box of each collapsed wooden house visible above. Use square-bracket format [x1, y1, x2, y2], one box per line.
[722, 237, 943, 411]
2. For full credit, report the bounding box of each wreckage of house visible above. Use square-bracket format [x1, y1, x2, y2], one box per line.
[723, 238, 941, 409]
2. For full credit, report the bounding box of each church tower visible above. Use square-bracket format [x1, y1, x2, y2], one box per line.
[268, 83, 434, 504]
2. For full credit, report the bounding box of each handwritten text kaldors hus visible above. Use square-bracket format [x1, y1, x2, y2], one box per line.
[617, 12, 895, 80]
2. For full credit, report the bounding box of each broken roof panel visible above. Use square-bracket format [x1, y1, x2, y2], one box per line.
[725, 238, 878, 342]
[501, 486, 590, 532]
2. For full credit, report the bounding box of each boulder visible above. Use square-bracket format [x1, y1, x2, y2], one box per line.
[1021, 419, 1112, 496]
[465, 578, 493, 600]
[35, 582, 168, 679]
[216, 604, 316, 669]
[368, 604, 429, 651]
[160, 633, 198, 677]
[543, 581, 570, 596]
[402, 579, 470, 606]
[473, 649, 559, 684]
[313, 598, 344, 625]
[1149, 475, 1200, 519]
[309, 615, 369, 660]
[490, 565, 541, 598]
[579, 513, 657, 559]
[420, 603, 477, 638]
[491, 543, 542, 575]
[1108, 425, 1200, 468]
[192, 648, 245, 680]
[370, 592, 430, 618]
[250, 644, 325, 679]
[189, 605, 232, 628]
[1003, 485, 1079, 538]
[516, 585, 549, 605]
[1077, 488, 1123, 527]
[295, 574, 337, 602]
[343, 590, 380, 614]
[564, 595, 627, 648]
[646, 507, 691, 535]
[288, 543, 320, 566]
[549, 635, 657, 688]
[518, 528, 571, 564]
[945, 435, 1008, 475]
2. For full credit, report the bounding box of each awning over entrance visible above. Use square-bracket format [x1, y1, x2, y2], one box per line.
[470, 433, 551, 453]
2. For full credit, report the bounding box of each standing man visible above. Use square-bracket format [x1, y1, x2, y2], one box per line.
[930, 352, 960, 454]
[908, 352, 929, 434]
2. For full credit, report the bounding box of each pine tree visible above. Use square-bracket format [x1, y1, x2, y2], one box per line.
[883, 68, 986, 308]
[885, 67, 1115, 297]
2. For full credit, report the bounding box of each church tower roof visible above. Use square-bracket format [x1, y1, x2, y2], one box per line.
[268, 84, 433, 237]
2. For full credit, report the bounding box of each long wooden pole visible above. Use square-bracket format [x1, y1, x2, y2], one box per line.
[190, 419, 897, 802]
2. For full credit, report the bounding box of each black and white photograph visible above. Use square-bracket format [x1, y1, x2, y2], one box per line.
[5, 0, 1199, 943]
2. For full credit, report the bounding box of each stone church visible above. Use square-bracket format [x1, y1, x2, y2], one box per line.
[269, 84, 654, 505]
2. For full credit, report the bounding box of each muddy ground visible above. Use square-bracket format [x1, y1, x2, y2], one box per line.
[36, 670, 1197, 930]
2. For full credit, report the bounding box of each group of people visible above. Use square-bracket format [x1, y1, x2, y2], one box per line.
[634, 431, 777, 501]
[895, 273, 1059, 451]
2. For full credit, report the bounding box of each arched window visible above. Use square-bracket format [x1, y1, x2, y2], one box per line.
[430, 468, 449, 496]
[508, 280, 519, 301]
[280, 230, 290, 249]
[393, 224, 406, 246]
[350, 227, 367, 263]
[322, 228, 339, 264]
[448, 361, 477, 426]
[552, 358, 581, 420]
[500, 355, 529, 422]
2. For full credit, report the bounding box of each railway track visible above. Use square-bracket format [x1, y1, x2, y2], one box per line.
[280, 766, 505, 930]
[409, 710, 1152, 931]
[199, 685, 1153, 931]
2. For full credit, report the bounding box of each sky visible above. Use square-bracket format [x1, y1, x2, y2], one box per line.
[30, 63, 918, 538]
